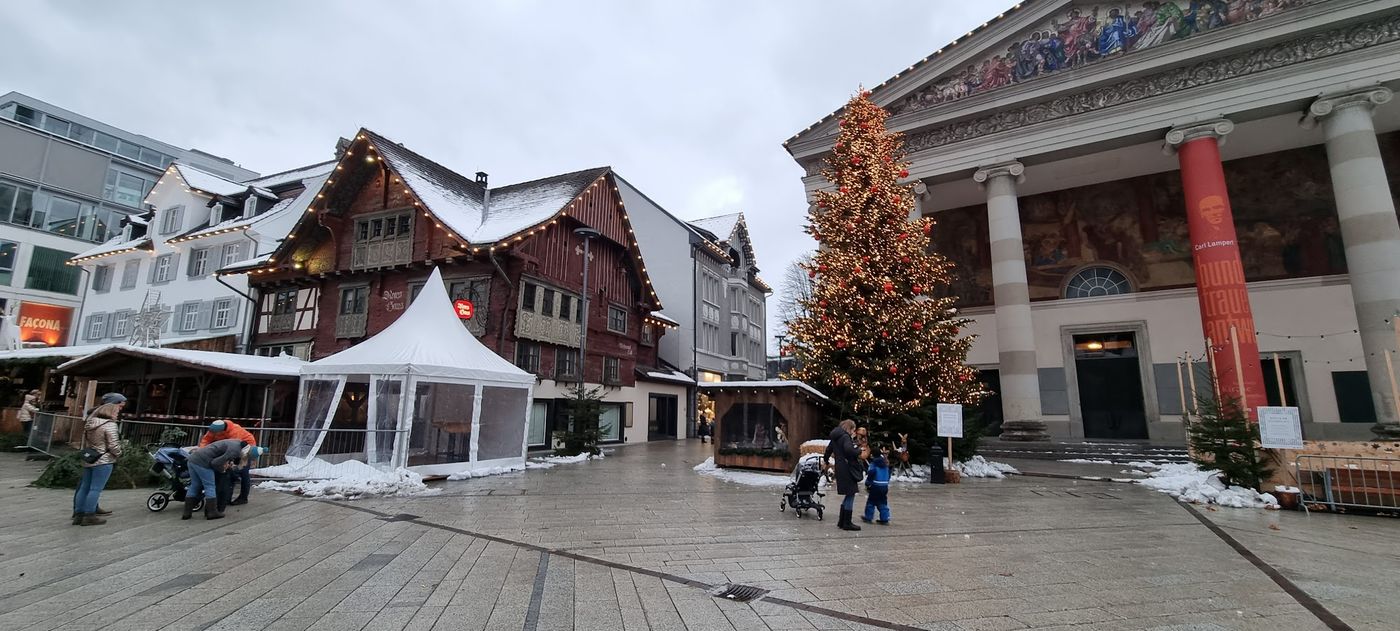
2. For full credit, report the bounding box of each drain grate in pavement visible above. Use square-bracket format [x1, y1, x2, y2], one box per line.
[712, 584, 769, 602]
[1031, 490, 1120, 499]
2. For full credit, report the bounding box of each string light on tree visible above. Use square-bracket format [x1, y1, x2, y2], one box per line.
[784, 89, 983, 416]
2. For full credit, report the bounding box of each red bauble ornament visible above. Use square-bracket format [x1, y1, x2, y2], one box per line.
[851, 156, 862, 165]
[884, 156, 893, 164]
[821, 314, 829, 322]
[923, 223, 932, 236]
[899, 169, 909, 178]
[860, 89, 870, 97]
[819, 300, 828, 308]
[897, 232, 908, 241]
[860, 122, 869, 129]
[932, 346, 940, 353]
[912, 322, 923, 331]
[808, 269, 817, 279]
[839, 186, 849, 194]
[870, 185, 879, 193]
[894, 196, 902, 203]
[959, 373, 972, 383]
[839, 119, 847, 127]
[853, 266, 863, 275]
[861, 256, 870, 263]
[882, 331, 891, 338]
[889, 365, 898, 374]
[882, 282, 894, 293]
[901, 256, 911, 264]
[818, 264, 828, 273]
[835, 339, 847, 349]
[912, 285, 923, 294]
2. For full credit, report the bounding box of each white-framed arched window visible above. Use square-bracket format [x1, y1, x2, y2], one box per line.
[1062, 265, 1133, 299]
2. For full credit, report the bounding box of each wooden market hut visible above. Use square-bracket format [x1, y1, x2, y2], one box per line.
[700, 380, 829, 472]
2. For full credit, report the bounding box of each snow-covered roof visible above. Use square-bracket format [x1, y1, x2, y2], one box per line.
[244, 160, 335, 189]
[70, 236, 152, 263]
[303, 267, 534, 385]
[698, 380, 829, 401]
[363, 130, 606, 244]
[218, 253, 273, 275]
[646, 311, 679, 328]
[0, 344, 117, 363]
[641, 369, 694, 385]
[174, 163, 246, 197]
[56, 345, 305, 378]
[689, 213, 742, 243]
[175, 172, 328, 244]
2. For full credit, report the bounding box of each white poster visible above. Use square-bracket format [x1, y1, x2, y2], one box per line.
[1257, 406, 1304, 450]
[936, 403, 963, 438]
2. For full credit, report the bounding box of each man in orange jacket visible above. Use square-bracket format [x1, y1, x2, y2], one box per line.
[200, 420, 258, 508]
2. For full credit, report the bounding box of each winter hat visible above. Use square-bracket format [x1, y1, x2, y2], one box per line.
[100, 392, 127, 405]
[248, 446, 266, 459]
[209, 420, 228, 433]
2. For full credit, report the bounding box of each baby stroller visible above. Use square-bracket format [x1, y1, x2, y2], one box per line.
[146, 444, 202, 512]
[779, 453, 825, 520]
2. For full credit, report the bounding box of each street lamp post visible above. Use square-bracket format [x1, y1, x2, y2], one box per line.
[574, 227, 601, 381]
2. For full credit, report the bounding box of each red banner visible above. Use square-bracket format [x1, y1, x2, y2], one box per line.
[17, 302, 73, 347]
[1178, 137, 1267, 418]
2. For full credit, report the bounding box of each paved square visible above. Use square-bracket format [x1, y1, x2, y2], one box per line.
[0, 443, 1393, 630]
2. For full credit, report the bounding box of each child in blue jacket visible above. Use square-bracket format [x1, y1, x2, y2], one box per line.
[862, 448, 892, 524]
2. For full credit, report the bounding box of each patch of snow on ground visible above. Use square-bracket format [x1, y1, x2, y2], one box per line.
[524, 452, 605, 470]
[255, 457, 438, 500]
[1274, 485, 1300, 494]
[1059, 458, 1115, 465]
[447, 465, 525, 480]
[692, 457, 790, 487]
[1136, 462, 1279, 509]
[1125, 461, 1166, 469]
[955, 456, 1019, 479]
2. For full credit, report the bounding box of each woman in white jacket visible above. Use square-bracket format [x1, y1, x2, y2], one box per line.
[72, 393, 125, 526]
[17, 389, 40, 437]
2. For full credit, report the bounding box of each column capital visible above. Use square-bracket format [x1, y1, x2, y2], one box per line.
[973, 161, 1024, 186]
[1302, 86, 1394, 129]
[1164, 119, 1234, 153]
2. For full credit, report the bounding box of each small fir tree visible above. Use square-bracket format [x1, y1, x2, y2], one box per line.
[1188, 396, 1271, 490]
[553, 385, 607, 457]
[785, 90, 983, 418]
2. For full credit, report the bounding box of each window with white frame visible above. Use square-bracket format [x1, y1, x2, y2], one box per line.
[111, 312, 131, 339]
[86, 314, 106, 339]
[607, 305, 627, 334]
[179, 302, 199, 331]
[221, 242, 243, 268]
[120, 259, 140, 289]
[243, 195, 258, 218]
[161, 205, 184, 234]
[188, 248, 209, 278]
[154, 254, 173, 283]
[212, 298, 233, 329]
[92, 264, 112, 291]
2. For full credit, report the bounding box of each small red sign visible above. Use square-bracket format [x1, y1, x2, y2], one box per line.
[453, 299, 475, 320]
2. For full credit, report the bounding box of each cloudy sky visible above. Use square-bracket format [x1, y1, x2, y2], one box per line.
[3, 0, 993, 351]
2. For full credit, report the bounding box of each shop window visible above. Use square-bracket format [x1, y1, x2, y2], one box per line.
[719, 403, 788, 452]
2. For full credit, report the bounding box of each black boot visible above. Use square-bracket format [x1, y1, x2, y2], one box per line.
[204, 502, 224, 520]
[182, 497, 198, 520]
[838, 508, 861, 531]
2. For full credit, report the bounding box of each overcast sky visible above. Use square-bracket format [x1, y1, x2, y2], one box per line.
[3, 1, 993, 352]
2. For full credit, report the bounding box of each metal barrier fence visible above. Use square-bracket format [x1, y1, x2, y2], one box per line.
[1295, 454, 1400, 512]
[23, 415, 406, 469]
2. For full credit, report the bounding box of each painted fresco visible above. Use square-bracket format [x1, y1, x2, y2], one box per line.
[893, 0, 1318, 113]
[932, 142, 1352, 308]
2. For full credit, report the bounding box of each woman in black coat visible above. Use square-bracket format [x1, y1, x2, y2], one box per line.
[824, 419, 865, 531]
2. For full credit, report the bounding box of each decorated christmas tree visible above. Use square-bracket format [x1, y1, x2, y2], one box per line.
[785, 90, 982, 424]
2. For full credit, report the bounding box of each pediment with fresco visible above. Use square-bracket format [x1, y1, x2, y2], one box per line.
[888, 0, 1322, 116]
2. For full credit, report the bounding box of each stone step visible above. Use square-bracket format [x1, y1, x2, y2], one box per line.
[979, 440, 1191, 464]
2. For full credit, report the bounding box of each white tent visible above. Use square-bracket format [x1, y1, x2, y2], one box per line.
[290, 267, 534, 476]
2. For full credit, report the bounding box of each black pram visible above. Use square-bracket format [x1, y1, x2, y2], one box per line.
[779, 453, 825, 520]
[146, 444, 203, 512]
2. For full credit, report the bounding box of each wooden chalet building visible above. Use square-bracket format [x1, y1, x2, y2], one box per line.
[220, 129, 692, 445]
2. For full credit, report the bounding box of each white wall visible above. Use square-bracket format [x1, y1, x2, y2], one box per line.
[615, 176, 696, 372]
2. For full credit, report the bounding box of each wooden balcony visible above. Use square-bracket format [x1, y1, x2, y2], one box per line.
[335, 312, 367, 339]
[515, 310, 581, 348]
[268, 313, 295, 334]
[351, 237, 412, 270]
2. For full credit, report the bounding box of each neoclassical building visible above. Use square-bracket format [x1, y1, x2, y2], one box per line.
[786, 0, 1400, 442]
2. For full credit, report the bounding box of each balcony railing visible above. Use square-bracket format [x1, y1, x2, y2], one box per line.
[268, 313, 296, 333]
[335, 312, 367, 338]
[516, 310, 581, 348]
[351, 237, 413, 270]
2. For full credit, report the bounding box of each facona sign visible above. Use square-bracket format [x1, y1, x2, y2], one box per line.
[17, 302, 73, 346]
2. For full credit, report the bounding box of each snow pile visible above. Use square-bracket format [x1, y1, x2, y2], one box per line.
[1135, 463, 1279, 509]
[890, 457, 1018, 482]
[955, 456, 1019, 479]
[255, 457, 438, 500]
[800, 439, 830, 450]
[524, 452, 605, 470]
[693, 457, 790, 487]
[1126, 461, 1166, 469]
[1060, 458, 1115, 465]
[447, 465, 525, 479]
[1274, 485, 1300, 494]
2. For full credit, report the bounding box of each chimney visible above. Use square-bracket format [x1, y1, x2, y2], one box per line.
[335, 137, 352, 159]
[475, 171, 488, 187]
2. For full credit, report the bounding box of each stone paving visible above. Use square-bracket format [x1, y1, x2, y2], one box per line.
[0, 441, 1394, 630]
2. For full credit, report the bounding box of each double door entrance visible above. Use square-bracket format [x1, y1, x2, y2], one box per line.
[1072, 331, 1149, 440]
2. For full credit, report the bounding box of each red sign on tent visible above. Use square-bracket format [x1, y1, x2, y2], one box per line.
[453, 299, 475, 320]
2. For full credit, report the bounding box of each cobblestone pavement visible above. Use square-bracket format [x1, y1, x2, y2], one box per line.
[0, 442, 1394, 630]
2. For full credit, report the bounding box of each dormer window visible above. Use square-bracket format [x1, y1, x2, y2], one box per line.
[242, 196, 258, 219]
[161, 205, 184, 235]
[211, 203, 226, 224]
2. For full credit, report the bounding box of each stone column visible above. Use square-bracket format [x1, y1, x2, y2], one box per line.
[973, 161, 1047, 441]
[1165, 119, 1269, 418]
[1304, 87, 1400, 438]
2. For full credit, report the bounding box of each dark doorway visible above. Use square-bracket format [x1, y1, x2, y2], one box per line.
[1074, 332, 1148, 439]
[1261, 355, 1300, 408]
[648, 394, 679, 440]
[1331, 371, 1377, 423]
[976, 369, 1004, 437]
